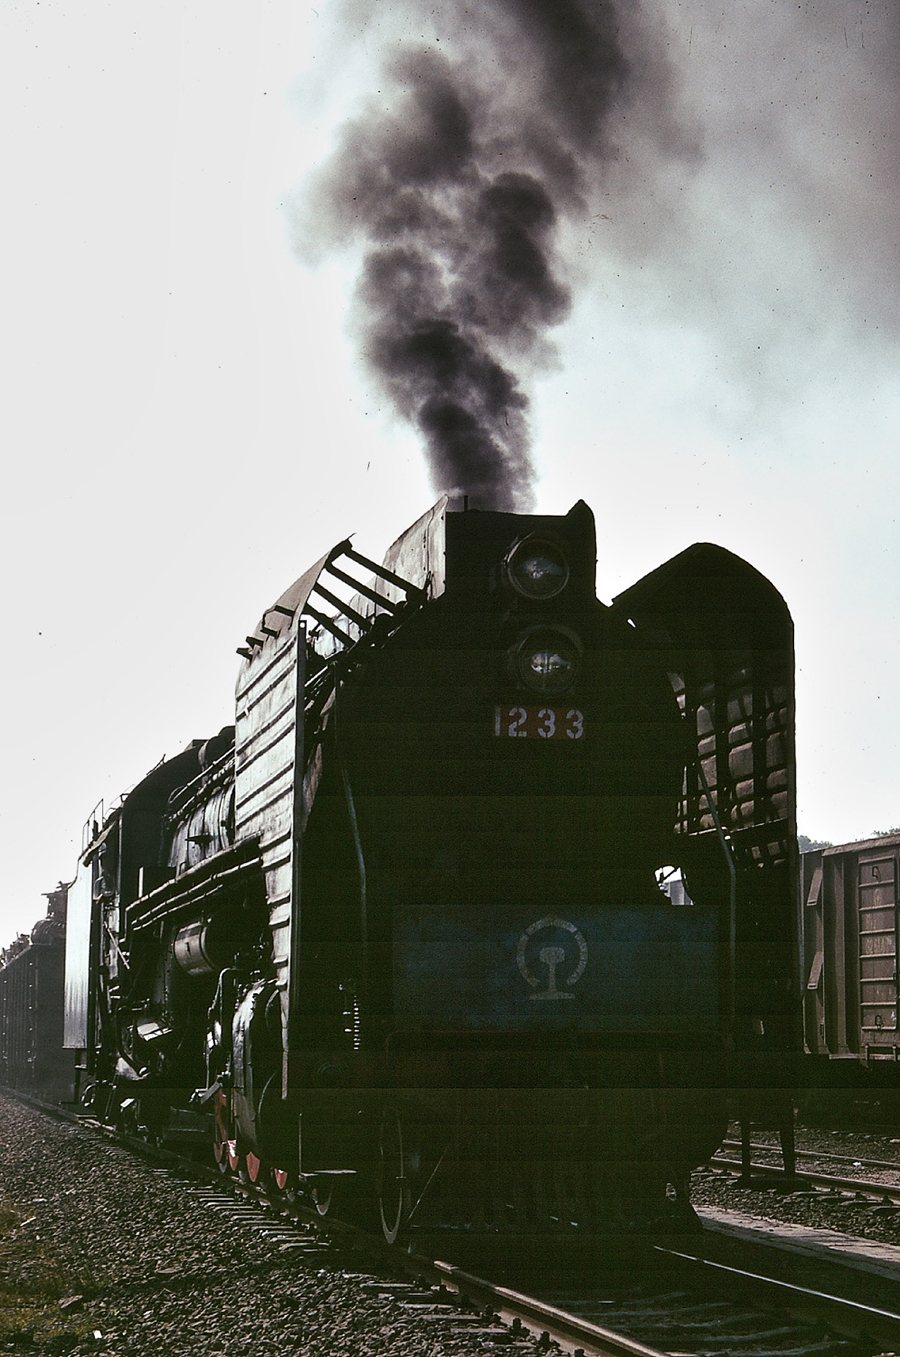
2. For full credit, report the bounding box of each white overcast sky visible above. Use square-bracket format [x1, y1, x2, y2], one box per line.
[1, 1, 898, 940]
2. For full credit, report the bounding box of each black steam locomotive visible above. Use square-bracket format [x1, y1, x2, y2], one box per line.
[6, 499, 800, 1238]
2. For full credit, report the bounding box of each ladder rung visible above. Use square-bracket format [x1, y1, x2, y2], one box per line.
[311, 581, 372, 631]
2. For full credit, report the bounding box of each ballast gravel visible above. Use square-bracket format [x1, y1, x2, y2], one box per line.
[0, 1094, 545, 1357]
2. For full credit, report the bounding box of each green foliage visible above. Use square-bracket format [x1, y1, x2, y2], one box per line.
[798, 834, 832, 853]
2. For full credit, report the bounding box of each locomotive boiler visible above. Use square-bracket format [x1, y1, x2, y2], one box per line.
[60, 498, 800, 1238]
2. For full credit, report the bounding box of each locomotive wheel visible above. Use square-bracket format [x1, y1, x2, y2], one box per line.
[266, 1167, 298, 1204]
[377, 1108, 410, 1245]
[212, 1090, 231, 1173]
[311, 1176, 335, 1217]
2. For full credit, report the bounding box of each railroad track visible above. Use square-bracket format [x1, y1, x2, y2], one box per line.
[106, 1126, 900, 1357]
[425, 1247, 900, 1356]
[9, 1091, 900, 1356]
[185, 1167, 900, 1357]
[710, 1140, 900, 1209]
[721, 1137, 900, 1176]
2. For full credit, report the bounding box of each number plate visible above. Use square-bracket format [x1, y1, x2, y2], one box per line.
[495, 705, 585, 741]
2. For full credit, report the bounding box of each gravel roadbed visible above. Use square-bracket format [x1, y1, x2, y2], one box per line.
[0, 1093, 544, 1357]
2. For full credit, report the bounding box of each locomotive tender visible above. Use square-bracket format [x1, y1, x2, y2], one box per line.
[28, 498, 798, 1237]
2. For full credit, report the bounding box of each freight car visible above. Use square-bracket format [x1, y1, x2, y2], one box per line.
[25, 498, 799, 1238]
[0, 885, 75, 1104]
[800, 833, 900, 1117]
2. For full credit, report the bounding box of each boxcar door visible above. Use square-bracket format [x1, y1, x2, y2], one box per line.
[857, 846, 899, 1058]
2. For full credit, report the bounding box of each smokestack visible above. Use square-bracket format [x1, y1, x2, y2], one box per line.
[297, 3, 632, 510]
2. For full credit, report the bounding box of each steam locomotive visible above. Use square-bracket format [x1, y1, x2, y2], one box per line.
[4, 498, 800, 1238]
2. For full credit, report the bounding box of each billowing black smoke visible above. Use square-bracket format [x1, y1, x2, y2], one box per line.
[301, 3, 632, 510]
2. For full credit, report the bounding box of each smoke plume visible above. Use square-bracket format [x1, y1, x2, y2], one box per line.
[297, 1, 900, 506]
[299, 3, 636, 510]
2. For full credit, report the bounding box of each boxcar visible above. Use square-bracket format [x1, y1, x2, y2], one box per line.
[0, 886, 75, 1104]
[801, 833, 900, 1071]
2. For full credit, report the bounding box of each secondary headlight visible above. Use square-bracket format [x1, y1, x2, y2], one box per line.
[513, 626, 581, 694]
[504, 536, 570, 600]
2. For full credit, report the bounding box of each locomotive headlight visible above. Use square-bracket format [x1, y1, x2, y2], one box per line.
[513, 626, 582, 694]
[504, 536, 570, 599]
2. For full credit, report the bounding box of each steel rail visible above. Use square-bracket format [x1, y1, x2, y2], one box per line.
[410, 1258, 670, 1357]
[711, 1153, 900, 1203]
[656, 1243, 900, 1350]
[721, 1136, 900, 1174]
[405, 1236, 900, 1356]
